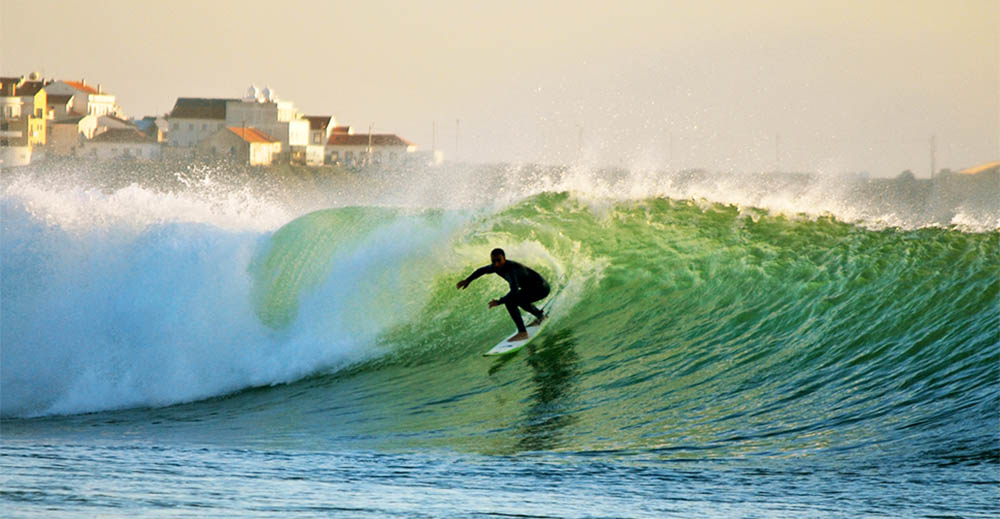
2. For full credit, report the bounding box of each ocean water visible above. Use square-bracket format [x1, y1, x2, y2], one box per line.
[2, 164, 998, 518]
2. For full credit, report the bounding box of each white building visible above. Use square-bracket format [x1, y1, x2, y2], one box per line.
[44, 80, 122, 118]
[1, 92, 22, 120]
[46, 94, 75, 120]
[80, 127, 161, 160]
[226, 86, 308, 163]
[96, 114, 135, 135]
[167, 98, 232, 148]
[304, 115, 335, 166]
[47, 114, 97, 156]
[305, 115, 335, 146]
[325, 133, 416, 167]
[198, 126, 281, 166]
[166, 86, 310, 164]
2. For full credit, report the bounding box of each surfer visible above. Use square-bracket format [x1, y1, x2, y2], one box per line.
[456, 248, 550, 342]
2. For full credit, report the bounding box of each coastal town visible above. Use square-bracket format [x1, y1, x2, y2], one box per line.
[2, 73, 996, 182]
[0, 73, 434, 169]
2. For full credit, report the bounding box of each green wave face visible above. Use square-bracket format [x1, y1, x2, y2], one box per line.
[249, 207, 399, 329]
[247, 193, 999, 460]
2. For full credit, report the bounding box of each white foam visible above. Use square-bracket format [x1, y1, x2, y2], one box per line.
[0, 190, 465, 417]
[3, 174, 291, 233]
[1, 160, 995, 417]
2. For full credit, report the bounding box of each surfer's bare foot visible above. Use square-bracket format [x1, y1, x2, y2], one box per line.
[527, 315, 546, 327]
[508, 331, 530, 342]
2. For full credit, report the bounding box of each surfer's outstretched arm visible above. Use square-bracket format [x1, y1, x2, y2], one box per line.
[456, 265, 494, 289]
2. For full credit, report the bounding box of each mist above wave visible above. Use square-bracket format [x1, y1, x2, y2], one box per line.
[3, 158, 996, 232]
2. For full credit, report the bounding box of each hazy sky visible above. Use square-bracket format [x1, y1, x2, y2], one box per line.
[3, 0, 998, 175]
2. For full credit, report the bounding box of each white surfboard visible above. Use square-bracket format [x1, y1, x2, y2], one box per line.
[482, 285, 561, 357]
[483, 316, 548, 356]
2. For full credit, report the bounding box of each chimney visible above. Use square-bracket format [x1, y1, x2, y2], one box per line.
[80, 78, 86, 86]
[98, 84, 102, 94]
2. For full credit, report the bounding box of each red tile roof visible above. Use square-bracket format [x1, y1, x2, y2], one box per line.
[327, 134, 413, 147]
[63, 80, 101, 95]
[227, 126, 277, 143]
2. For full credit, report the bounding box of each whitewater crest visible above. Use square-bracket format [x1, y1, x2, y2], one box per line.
[1, 162, 998, 419]
[2, 171, 291, 232]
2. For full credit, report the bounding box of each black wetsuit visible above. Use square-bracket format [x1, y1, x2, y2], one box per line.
[464, 260, 551, 333]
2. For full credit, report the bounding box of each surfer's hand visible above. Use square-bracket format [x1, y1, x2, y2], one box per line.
[457, 279, 470, 290]
[488, 299, 500, 308]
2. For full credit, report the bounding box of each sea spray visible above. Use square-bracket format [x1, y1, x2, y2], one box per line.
[1, 191, 467, 417]
[2, 163, 997, 426]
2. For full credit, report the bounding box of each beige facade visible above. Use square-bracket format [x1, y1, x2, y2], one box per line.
[80, 128, 161, 160]
[325, 134, 415, 167]
[167, 94, 309, 165]
[44, 80, 122, 118]
[47, 94, 75, 120]
[167, 98, 233, 147]
[169, 119, 228, 147]
[226, 99, 309, 159]
[198, 126, 281, 166]
[305, 145, 324, 166]
[47, 115, 98, 156]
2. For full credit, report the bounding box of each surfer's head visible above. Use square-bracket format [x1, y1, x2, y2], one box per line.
[490, 248, 506, 268]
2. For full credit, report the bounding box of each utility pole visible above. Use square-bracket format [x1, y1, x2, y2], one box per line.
[367, 123, 374, 166]
[455, 118, 460, 161]
[775, 133, 781, 172]
[669, 133, 674, 168]
[432, 121, 437, 153]
[930, 134, 936, 179]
